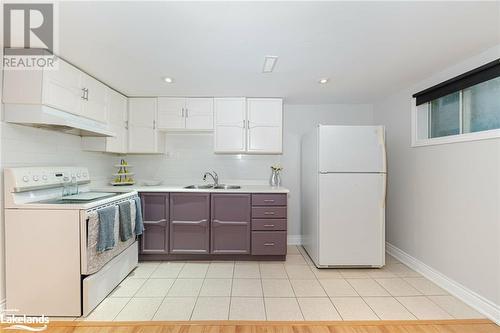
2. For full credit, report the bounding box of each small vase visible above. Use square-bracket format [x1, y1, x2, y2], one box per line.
[270, 170, 281, 187]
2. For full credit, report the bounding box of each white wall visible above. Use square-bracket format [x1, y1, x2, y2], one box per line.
[126, 103, 374, 242]
[374, 46, 500, 310]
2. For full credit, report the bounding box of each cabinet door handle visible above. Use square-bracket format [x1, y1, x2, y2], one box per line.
[85, 88, 89, 101]
[181, 108, 185, 117]
[125, 120, 129, 130]
[264, 212, 275, 215]
[172, 219, 207, 225]
[263, 224, 275, 227]
[213, 219, 249, 226]
[264, 243, 275, 246]
[153, 120, 156, 130]
[81, 88, 86, 100]
[263, 199, 275, 203]
[185, 108, 188, 118]
[144, 219, 167, 225]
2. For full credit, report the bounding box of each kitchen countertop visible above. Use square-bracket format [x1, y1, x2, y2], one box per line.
[93, 184, 290, 194]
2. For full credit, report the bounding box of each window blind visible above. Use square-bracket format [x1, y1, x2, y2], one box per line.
[413, 59, 500, 106]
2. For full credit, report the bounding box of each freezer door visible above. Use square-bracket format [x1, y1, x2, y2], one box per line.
[318, 173, 385, 267]
[319, 125, 386, 173]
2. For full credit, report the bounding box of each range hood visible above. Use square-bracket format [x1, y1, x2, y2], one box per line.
[3, 104, 115, 137]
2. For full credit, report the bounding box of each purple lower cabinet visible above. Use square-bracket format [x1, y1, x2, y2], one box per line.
[140, 193, 169, 254]
[169, 193, 210, 254]
[251, 231, 287, 255]
[211, 194, 251, 254]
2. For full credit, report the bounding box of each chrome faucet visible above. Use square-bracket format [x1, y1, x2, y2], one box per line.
[203, 171, 219, 187]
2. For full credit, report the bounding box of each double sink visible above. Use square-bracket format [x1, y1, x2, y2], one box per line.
[184, 184, 241, 190]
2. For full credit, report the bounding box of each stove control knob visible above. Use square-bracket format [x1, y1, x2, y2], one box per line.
[77, 173, 81, 178]
[42, 175, 48, 181]
[83, 172, 88, 178]
[33, 175, 39, 181]
[22, 176, 29, 182]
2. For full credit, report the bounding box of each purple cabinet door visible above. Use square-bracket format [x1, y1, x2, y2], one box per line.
[140, 193, 169, 254]
[169, 193, 210, 254]
[211, 194, 251, 254]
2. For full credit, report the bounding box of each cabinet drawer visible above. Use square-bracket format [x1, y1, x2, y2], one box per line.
[251, 231, 287, 255]
[252, 207, 287, 219]
[252, 219, 286, 231]
[252, 194, 287, 206]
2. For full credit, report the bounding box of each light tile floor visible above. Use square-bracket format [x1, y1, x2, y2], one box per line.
[80, 246, 485, 321]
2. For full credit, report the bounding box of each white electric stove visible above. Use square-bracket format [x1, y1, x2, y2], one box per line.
[4, 166, 139, 317]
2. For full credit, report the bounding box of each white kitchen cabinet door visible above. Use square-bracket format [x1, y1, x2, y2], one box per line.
[246, 98, 283, 154]
[105, 89, 128, 153]
[128, 98, 160, 153]
[42, 59, 84, 116]
[214, 98, 246, 153]
[81, 73, 107, 123]
[157, 97, 185, 130]
[185, 98, 214, 130]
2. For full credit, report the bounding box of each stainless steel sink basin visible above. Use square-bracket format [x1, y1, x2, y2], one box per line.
[214, 184, 241, 190]
[184, 184, 214, 189]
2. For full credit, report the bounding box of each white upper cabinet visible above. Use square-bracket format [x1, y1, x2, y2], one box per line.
[157, 97, 185, 130]
[104, 89, 128, 153]
[80, 73, 107, 123]
[81, 88, 128, 153]
[157, 97, 213, 131]
[214, 97, 283, 154]
[185, 98, 214, 130]
[42, 59, 83, 116]
[214, 98, 247, 153]
[246, 98, 283, 154]
[3, 56, 107, 123]
[128, 98, 164, 154]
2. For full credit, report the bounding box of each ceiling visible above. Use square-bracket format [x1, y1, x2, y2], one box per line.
[58, 1, 499, 104]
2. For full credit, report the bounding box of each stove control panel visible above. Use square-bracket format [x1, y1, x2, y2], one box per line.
[6, 167, 91, 192]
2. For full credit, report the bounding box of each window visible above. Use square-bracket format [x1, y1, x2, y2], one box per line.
[412, 59, 500, 146]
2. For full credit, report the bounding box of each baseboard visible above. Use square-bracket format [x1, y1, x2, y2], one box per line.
[386, 242, 500, 325]
[287, 235, 302, 245]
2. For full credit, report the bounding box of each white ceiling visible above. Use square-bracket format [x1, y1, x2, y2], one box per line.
[59, 1, 499, 104]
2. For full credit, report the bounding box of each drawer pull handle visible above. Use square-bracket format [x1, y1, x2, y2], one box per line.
[264, 243, 275, 246]
[263, 224, 275, 227]
[263, 199, 275, 203]
[264, 212, 275, 215]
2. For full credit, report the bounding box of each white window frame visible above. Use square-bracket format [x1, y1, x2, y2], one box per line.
[411, 97, 500, 147]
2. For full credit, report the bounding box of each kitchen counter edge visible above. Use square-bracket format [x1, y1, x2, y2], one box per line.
[92, 185, 290, 194]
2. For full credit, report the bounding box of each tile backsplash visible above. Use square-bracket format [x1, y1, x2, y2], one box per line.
[1, 123, 114, 182]
[125, 133, 280, 185]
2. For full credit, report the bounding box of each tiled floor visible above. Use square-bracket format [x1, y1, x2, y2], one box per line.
[80, 246, 485, 321]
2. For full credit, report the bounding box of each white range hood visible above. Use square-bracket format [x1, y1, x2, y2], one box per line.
[3, 104, 115, 137]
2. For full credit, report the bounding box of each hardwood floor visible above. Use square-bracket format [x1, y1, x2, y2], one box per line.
[15, 319, 499, 333]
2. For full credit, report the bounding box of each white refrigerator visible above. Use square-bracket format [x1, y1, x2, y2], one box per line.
[301, 125, 387, 267]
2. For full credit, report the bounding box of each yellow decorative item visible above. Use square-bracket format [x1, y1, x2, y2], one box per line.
[111, 159, 135, 186]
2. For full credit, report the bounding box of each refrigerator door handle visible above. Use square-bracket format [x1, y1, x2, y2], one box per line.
[381, 173, 387, 208]
[378, 128, 387, 173]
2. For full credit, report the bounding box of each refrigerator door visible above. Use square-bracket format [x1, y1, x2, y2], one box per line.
[319, 125, 386, 173]
[318, 173, 385, 267]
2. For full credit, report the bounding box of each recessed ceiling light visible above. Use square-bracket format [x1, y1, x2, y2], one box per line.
[163, 77, 174, 83]
[262, 56, 278, 73]
[318, 78, 329, 84]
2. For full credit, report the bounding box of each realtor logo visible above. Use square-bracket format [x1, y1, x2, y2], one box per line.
[4, 3, 53, 54]
[3, 2, 58, 69]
